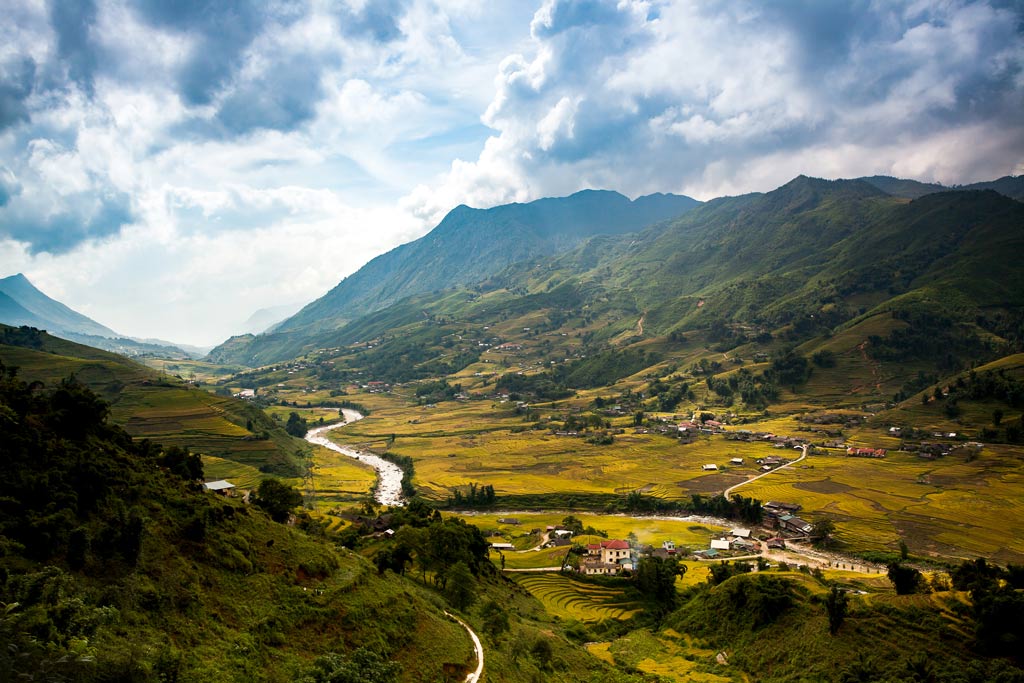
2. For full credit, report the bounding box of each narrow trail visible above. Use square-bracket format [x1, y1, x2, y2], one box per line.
[304, 409, 405, 507]
[723, 444, 809, 499]
[635, 314, 645, 336]
[445, 611, 484, 683]
[856, 340, 883, 391]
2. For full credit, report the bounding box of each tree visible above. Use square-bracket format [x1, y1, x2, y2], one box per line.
[825, 584, 848, 635]
[635, 556, 684, 614]
[887, 562, 923, 595]
[812, 519, 836, 547]
[443, 561, 477, 611]
[255, 478, 303, 523]
[561, 515, 584, 535]
[993, 408, 1004, 426]
[899, 540, 909, 561]
[285, 411, 308, 437]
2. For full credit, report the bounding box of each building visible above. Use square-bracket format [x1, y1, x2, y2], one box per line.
[702, 463, 719, 471]
[730, 457, 744, 465]
[710, 538, 731, 550]
[203, 480, 235, 495]
[490, 542, 515, 551]
[779, 515, 814, 535]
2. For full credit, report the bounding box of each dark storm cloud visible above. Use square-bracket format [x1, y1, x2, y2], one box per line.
[0, 192, 133, 255]
[133, 0, 276, 106]
[0, 58, 35, 131]
[49, 0, 99, 92]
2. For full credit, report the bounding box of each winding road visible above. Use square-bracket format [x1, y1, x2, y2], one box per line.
[723, 444, 809, 499]
[304, 409, 406, 507]
[445, 611, 484, 683]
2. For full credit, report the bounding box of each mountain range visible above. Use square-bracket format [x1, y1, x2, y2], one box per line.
[207, 174, 1023, 367]
[0, 273, 205, 359]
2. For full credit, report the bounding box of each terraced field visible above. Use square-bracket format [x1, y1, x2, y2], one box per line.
[592, 629, 734, 683]
[0, 338, 306, 480]
[513, 573, 639, 622]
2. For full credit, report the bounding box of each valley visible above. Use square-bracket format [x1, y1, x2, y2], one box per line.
[2, 175, 1023, 683]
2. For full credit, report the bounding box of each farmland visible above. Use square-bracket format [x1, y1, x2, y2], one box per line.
[308, 384, 1024, 564]
[512, 574, 639, 622]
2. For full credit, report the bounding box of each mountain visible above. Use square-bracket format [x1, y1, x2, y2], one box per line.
[208, 189, 699, 364]
[239, 302, 304, 334]
[276, 189, 699, 334]
[860, 174, 1024, 201]
[0, 273, 198, 359]
[0, 273, 117, 337]
[227, 175, 1024, 391]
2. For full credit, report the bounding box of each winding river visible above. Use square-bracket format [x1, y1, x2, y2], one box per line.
[304, 409, 405, 507]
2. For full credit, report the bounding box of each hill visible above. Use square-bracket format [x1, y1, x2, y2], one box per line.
[0, 273, 198, 359]
[0, 359, 662, 682]
[0, 324, 308, 479]
[209, 189, 699, 365]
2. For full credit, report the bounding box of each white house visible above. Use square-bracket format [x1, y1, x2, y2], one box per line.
[710, 538, 731, 550]
[702, 464, 719, 471]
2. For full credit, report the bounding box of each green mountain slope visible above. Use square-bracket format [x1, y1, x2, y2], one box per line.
[210, 190, 698, 365]
[240, 176, 1024, 409]
[0, 325, 306, 477]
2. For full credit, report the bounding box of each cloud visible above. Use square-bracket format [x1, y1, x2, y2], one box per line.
[411, 0, 1024, 212]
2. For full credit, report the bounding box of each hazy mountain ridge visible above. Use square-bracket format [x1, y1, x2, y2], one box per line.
[859, 174, 1024, 200]
[0, 273, 200, 359]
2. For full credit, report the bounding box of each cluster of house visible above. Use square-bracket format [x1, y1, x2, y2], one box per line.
[677, 419, 726, 435]
[691, 528, 765, 559]
[725, 431, 808, 448]
[846, 446, 886, 458]
[362, 381, 391, 393]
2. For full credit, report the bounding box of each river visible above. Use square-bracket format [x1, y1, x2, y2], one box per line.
[304, 409, 405, 507]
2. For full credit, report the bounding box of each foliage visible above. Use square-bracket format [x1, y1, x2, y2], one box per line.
[634, 556, 685, 615]
[285, 410, 309, 437]
[254, 478, 303, 522]
[886, 562, 924, 595]
[824, 584, 848, 635]
[447, 483, 496, 508]
[299, 648, 401, 683]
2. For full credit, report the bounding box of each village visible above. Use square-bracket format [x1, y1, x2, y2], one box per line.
[488, 500, 824, 578]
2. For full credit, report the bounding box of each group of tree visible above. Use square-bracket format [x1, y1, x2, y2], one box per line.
[686, 493, 763, 524]
[447, 482, 496, 507]
[285, 410, 309, 437]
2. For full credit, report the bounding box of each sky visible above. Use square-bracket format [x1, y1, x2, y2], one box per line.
[1, 0, 1022, 347]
